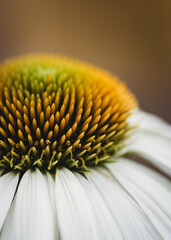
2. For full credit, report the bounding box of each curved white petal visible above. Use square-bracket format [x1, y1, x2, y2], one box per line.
[126, 109, 171, 176]
[107, 159, 171, 216]
[106, 158, 171, 239]
[74, 172, 123, 240]
[127, 131, 171, 176]
[129, 109, 171, 139]
[0, 172, 19, 231]
[85, 167, 160, 240]
[1, 169, 57, 240]
[108, 160, 171, 240]
[55, 168, 98, 240]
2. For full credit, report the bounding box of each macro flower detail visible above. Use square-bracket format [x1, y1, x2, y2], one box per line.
[0, 55, 170, 240]
[0, 56, 136, 172]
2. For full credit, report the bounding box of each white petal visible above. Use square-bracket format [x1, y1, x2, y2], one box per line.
[85, 168, 160, 240]
[43, 172, 59, 239]
[126, 109, 171, 176]
[107, 161, 171, 239]
[128, 131, 171, 176]
[55, 168, 98, 240]
[0, 172, 19, 231]
[74, 172, 123, 240]
[1, 169, 57, 240]
[107, 159, 171, 217]
[130, 109, 171, 139]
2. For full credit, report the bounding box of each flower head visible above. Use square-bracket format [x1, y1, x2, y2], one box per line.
[0, 55, 170, 240]
[0, 55, 137, 173]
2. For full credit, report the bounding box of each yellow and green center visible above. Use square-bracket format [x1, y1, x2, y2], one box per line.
[0, 55, 137, 173]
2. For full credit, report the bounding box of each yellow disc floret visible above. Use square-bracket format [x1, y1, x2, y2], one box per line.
[0, 55, 137, 173]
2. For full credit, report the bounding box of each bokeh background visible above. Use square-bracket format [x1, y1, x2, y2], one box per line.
[0, 0, 170, 122]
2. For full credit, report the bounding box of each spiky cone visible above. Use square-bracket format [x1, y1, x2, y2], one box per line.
[0, 55, 170, 240]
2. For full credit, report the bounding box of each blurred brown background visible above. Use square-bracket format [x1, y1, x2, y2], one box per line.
[0, 0, 171, 122]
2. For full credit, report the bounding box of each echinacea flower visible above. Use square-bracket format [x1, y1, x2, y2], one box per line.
[0, 55, 170, 240]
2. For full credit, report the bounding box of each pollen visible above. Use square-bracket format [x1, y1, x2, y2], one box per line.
[0, 55, 137, 173]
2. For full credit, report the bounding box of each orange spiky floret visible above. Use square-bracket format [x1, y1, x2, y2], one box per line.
[0, 55, 137, 173]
